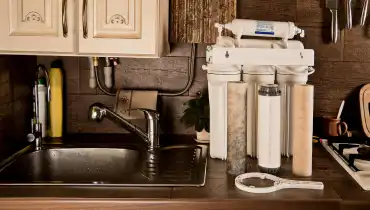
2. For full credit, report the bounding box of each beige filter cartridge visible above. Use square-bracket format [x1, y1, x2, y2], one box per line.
[292, 84, 314, 177]
[227, 82, 248, 175]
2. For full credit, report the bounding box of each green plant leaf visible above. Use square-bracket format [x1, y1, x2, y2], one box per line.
[203, 105, 210, 118]
[204, 120, 210, 132]
[180, 109, 198, 127]
[181, 88, 210, 131]
[184, 99, 198, 108]
[199, 95, 208, 106]
[195, 118, 205, 132]
[180, 116, 196, 127]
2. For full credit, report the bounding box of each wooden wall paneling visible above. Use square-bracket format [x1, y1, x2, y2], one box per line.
[170, 0, 236, 43]
[302, 27, 342, 61]
[344, 24, 370, 62]
[238, 0, 297, 21]
[296, 0, 325, 24]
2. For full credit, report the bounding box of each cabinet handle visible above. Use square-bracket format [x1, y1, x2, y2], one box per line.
[62, 0, 68, 37]
[82, 0, 88, 39]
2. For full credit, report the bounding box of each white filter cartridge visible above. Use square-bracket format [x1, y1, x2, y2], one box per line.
[257, 84, 281, 174]
[217, 19, 305, 39]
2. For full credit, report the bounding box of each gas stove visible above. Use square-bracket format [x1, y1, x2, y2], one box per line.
[321, 139, 370, 190]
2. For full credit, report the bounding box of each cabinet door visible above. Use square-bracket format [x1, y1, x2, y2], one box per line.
[78, 0, 161, 57]
[0, 0, 74, 54]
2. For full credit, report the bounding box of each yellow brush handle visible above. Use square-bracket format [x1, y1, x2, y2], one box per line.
[49, 67, 63, 138]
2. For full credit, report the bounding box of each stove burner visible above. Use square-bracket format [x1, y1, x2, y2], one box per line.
[331, 143, 370, 170]
[338, 144, 359, 155]
[358, 147, 370, 160]
[321, 139, 370, 190]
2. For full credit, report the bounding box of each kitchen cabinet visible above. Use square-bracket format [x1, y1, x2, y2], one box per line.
[0, 0, 74, 54]
[0, 0, 169, 58]
[78, 0, 168, 57]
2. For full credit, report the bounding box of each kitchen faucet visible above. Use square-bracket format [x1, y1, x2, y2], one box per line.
[27, 65, 51, 151]
[88, 103, 160, 151]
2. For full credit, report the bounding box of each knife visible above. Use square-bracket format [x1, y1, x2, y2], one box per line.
[326, 0, 338, 43]
[345, 0, 353, 29]
[361, 0, 369, 26]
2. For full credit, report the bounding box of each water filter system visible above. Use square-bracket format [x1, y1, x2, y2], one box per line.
[204, 64, 241, 159]
[204, 19, 315, 160]
[215, 19, 305, 46]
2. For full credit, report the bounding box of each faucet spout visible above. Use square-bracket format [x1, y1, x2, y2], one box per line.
[88, 103, 160, 150]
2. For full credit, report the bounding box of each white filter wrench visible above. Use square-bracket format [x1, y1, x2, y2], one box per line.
[235, 172, 324, 193]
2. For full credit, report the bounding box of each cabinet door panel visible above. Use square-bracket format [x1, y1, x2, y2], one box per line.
[9, 0, 58, 36]
[0, 0, 74, 54]
[78, 0, 159, 57]
[94, 0, 142, 38]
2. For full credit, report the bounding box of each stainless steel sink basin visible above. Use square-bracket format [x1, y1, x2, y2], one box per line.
[0, 144, 207, 187]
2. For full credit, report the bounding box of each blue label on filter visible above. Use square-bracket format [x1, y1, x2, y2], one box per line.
[255, 21, 274, 35]
[255, 31, 275, 35]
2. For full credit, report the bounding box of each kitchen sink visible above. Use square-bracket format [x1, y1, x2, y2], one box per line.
[0, 144, 208, 187]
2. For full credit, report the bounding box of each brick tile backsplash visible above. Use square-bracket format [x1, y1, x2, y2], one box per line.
[0, 56, 35, 155]
[0, 102, 12, 132]
[35, 45, 206, 134]
[67, 95, 123, 133]
[0, 65, 9, 84]
[159, 96, 192, 119]
[118, 57, 189, 72]
[196, 44, 207, 58]
[38, 56, 80, 94]
[189, 58, 208, 96]
[78, 57, 97, 95]
[66, 94, 194, 134]
[114, 57, 190, 93]
[167, 43, 192, 57]
[12, 97, 32, 141]
[0, 82, 11, 104]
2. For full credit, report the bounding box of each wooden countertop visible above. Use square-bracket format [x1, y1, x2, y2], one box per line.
[0, 135, 369, 210]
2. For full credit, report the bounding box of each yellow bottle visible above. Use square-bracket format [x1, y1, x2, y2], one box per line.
[49, 60, 63, 138]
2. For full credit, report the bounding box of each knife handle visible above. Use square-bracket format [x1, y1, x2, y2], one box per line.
[361, 0, 369, 26]
[346, 0, 353, 29]
[331, 9, 338, 43]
